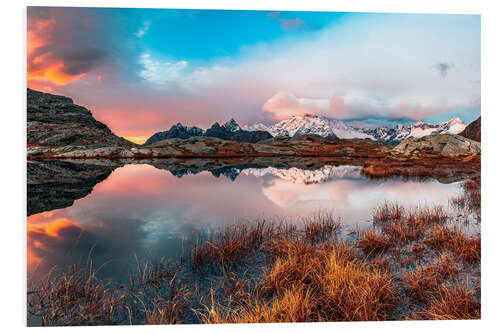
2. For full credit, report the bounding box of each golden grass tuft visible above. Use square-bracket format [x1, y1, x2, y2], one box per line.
[200, 240, 396, 323]
[358, 229, 392, 254]
[403, 254, 458, 303]
[372, 201, 405, 222]
[302, 213, 341, 244]
[192, 221, 277, 268]
[426, 226, 480, 263]
[414, 284, 480, 320]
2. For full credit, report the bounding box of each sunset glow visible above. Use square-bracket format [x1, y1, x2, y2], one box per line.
[26, 7, 480, 141]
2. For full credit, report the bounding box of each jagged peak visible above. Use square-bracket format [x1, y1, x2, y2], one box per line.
[222, 118, 241, 132]
[413, 120, 429, 127]
[443, 116, 464, 125]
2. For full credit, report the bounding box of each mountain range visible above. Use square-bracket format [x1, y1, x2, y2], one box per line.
[144, 119, 272, 145]
[241, 165, 363, 184]
[243, 115, 467, 144]
[145, 114, 468, 146]
[167, 165, 364, 183]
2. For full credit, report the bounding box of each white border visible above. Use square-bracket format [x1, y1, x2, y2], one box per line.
[2, 0, 500, 332]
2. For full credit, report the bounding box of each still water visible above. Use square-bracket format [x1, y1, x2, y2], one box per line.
[27, 163, 462, 281]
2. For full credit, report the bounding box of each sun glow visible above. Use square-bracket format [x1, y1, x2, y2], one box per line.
[124, 136, 148, 145]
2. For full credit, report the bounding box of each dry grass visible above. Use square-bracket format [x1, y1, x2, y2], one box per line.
[449, 178, 481, 216]
[200, 240, 396, 323]
[373, 203, 448, 245]
[463, 178, 481, 211]
[403, 266, 442, 302]
[302, 213, 341, 244]
[191, 221, 278, 269]
[414, 284, 480, 320]
[403, 254, 458, 302]
[372, 201, 405, 222]
[27, 265, 128, 326]
[426, 226, 480, 263]
[371, 256, 391, 273]
[129, 261, 191, 325]
[358, 229, 392, 254]
[27, 260, 192, 326]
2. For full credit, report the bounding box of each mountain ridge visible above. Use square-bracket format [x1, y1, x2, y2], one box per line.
[144, 118, 272, 145]
[244, 115, 468, 144]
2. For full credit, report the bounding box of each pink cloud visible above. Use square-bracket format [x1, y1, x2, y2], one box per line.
[261, 91, 465, 121]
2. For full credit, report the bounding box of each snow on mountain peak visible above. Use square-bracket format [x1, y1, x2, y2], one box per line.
[241, 165, 363, 184]
[222, 118, 241, 132]
[438, 117, 466, 134]
[245, 114, 372, 139]
[243, 115, 468, 143]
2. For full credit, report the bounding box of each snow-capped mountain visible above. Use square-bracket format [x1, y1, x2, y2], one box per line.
[241, 165, 363, 184]
[244, 115, 466, 144]
[243, 115, 372, 139]
[144, 123, 205, 145]
[222, 118, 241, 132]
[362, 117, 466, 144]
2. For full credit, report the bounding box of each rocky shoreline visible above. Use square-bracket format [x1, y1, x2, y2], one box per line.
[27, 88, 481, 185]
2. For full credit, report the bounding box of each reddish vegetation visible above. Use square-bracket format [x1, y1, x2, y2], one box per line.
[358, 229, 392, 254]
[414, 285, 480, 320]
[425, 226, 481, 263]
[203, 240, 396, 323]
[403, 254, 458, 302]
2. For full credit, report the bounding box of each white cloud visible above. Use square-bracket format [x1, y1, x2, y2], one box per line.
[125, 14, 479, 125]
[139, 53, 188, 85]
[174, 14, 480, 121]
[135, 21, 151, 38]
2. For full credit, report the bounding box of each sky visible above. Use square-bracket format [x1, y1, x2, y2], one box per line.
[27, 7, 480, 144]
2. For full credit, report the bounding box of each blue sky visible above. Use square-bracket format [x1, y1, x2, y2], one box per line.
[136, 9, 346, 61]
[28, 7, 480, 142]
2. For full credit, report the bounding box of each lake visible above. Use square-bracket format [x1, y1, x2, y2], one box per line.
[27, 162, 463, 281]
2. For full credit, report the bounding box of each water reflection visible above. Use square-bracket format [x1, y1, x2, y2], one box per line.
[27, 162, 462, 281]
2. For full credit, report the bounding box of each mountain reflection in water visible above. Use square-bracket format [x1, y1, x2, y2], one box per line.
[27, 161, 462, 281]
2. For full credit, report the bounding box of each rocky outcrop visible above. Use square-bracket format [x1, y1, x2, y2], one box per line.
[393, 134, 480, 156]
[459, 117, 481, 142]
[27, 88, 136, 150]
[27, 160, 117, 215]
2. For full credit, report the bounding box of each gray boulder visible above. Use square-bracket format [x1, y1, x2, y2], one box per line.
[393, 134, 480, 156]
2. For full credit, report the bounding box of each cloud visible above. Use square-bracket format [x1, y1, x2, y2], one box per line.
[174, 13, 480, 123]
[135, 21, 150, 38]
[434, 62, 453, 77]
[27, 7, 143, 87]
[262, 91, 329, 119]
[139, 53, 188, 85]
[261, 91, 470, 121]
[28, 10, 480, 137]
[266, 11, 306, 30]
[27, 8, 109, 85]
[266, 12, 281, 19]
[280, 18, 305, 30]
